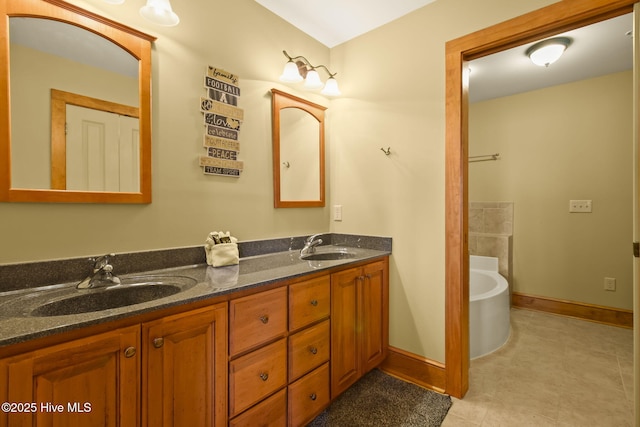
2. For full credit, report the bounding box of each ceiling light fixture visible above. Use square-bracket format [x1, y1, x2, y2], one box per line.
[525, 37, 571, 67]
[103, 0, 180, 26]
[279, 50, 341, 97]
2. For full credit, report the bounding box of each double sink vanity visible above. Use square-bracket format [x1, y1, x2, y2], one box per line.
[0, 234, 391, 426]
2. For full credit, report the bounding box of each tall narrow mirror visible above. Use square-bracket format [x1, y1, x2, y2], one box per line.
[271, 89, 326, 208]
[0, 0, 155, 203]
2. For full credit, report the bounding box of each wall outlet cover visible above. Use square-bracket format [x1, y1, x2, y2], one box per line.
[569, 200, 592, 213]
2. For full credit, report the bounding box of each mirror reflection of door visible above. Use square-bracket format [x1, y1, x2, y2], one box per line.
[280, 108, 320, 201]
[9, 16, 140, 192]
[65, 106, 139, 192]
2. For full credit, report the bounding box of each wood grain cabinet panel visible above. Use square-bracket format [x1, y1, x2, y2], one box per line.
[229, 338, 287, 418]
[142, 304, 228, 427]
[331, 259, 389, 398]
[289, 276, 330, 331]
[228, 388, 287, 427]
[230, 287, 287, 356]
[288, 320, 329, 382]
[287, 363, 330, 427]
[0, 325, 140, 427]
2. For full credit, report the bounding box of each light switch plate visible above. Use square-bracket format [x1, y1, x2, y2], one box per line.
[333, 205, 342, 221]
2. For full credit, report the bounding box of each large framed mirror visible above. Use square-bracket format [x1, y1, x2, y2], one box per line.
[271, 89, 326, 208]
[0, 0, 155, 203]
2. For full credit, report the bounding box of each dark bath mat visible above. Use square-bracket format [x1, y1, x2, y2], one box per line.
[308, 369, 452, 426]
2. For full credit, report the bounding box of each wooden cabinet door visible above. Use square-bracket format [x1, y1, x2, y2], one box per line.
[361, 260, 389, 373]
[330, 266, 360, 398]
[143, 304, 227, 427]
[0, 325, 140, 427]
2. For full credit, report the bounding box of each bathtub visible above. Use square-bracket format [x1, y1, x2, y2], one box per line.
[469, 255, 510, 359]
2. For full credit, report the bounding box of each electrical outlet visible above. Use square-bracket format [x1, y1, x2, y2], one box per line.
[569, 200, 592, 213]
[333, 205, 342, 221]
[604, 277, 616, 291]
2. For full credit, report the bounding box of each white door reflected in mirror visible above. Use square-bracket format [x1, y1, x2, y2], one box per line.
[66, 106, 140, 192]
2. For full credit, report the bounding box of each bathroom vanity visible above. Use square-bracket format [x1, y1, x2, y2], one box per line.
[0, 234, 390, 426]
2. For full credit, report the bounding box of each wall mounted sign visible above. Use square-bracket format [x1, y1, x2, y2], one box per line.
[199, 66, 244, 177]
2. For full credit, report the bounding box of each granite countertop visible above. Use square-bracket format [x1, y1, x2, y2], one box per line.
[0, 237, 390, 348]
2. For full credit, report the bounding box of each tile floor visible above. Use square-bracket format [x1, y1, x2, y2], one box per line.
[442, 308, 634, 426]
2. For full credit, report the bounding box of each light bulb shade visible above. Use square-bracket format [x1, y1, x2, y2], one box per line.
[526, 37, 571, 67]
[304, 69, 323, 90]
[140, 0, 180, 26]
[321, 77, 341, 96]
[279, 61, 303, 83]
[103, 0, 125, 4]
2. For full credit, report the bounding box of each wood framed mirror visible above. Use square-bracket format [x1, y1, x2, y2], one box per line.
[0, 0, 155, 203]
[271, 89, 326, 208]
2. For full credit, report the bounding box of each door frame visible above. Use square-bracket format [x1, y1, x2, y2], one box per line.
[444, 0, 637, 399]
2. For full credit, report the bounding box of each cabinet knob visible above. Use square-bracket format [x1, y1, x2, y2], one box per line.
[124, 346, 137, 358]
[152, 337, 164, 348]
[309, 393, 317, 401]
[308, 346, 318, 355]
[310, 299, 318, 306]
[259, 315, 269, 324]
[259, 372, 269, 381]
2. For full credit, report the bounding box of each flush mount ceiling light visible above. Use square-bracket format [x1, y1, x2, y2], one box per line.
[103, 0, 180, 26]
[525, 37, 572, 67]
[279, 50, 341, 97]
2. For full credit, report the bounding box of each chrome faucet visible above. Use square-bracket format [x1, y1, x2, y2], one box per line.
[76, 253, 121, 289]
[300, 233, 324, 256]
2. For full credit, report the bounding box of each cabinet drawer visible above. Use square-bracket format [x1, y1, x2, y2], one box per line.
[289, 276, 330, 331]
[230, 287, 287, 355]
[288, 363, 330, 427]
[288, 320, 330, 381]
[229, 339, 287, 417]
[229, 388, 286, 427]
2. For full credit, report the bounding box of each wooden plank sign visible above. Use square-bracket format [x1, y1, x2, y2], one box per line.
[204, 135, 240, 152]
[200, 97, 244, 120]
[206, 67, 239, 86]
[199, 156, 243, 170]
[200, 66, 243, 177]
[204, 112, 241, 131]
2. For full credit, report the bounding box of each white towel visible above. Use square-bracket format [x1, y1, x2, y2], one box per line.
[205, 231, 239, 267]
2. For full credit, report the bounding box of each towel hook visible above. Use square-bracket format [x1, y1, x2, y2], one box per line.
[380, 147, 391, 156]
[282, 161, 290, 168]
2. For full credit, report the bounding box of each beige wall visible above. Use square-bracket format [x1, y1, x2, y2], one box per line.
[0, 0, 562, 364]
[328, 0, 557, 361]
[469, 71, 633, 310]
[1, 0, 332, 263]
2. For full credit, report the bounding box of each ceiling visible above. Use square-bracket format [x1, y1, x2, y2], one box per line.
[254, 0, 436, 48]
[257, 1, 633, 102]
[469, 13, 633, 102]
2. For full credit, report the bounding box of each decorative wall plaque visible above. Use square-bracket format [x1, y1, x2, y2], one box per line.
[199, 66, 244, 177]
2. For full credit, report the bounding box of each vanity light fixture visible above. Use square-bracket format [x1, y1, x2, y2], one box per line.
[103, 0, 180, 26]
[140, 0, 179, 26]
[525, 37, 571, 67]
[279, 50, 341, 96]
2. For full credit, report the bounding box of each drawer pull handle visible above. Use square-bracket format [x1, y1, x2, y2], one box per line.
[310, 299, 318, 306]
[124, 346, 136, 358]
[310, 393, 317, 401]
[259, 372, 269, 381]
[309, 346, 318, 355]
[259, 315, 269, 324]
[153, 338, 164, 348]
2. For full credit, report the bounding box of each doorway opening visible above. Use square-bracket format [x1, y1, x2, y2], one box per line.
[444, 0, 637, 399]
